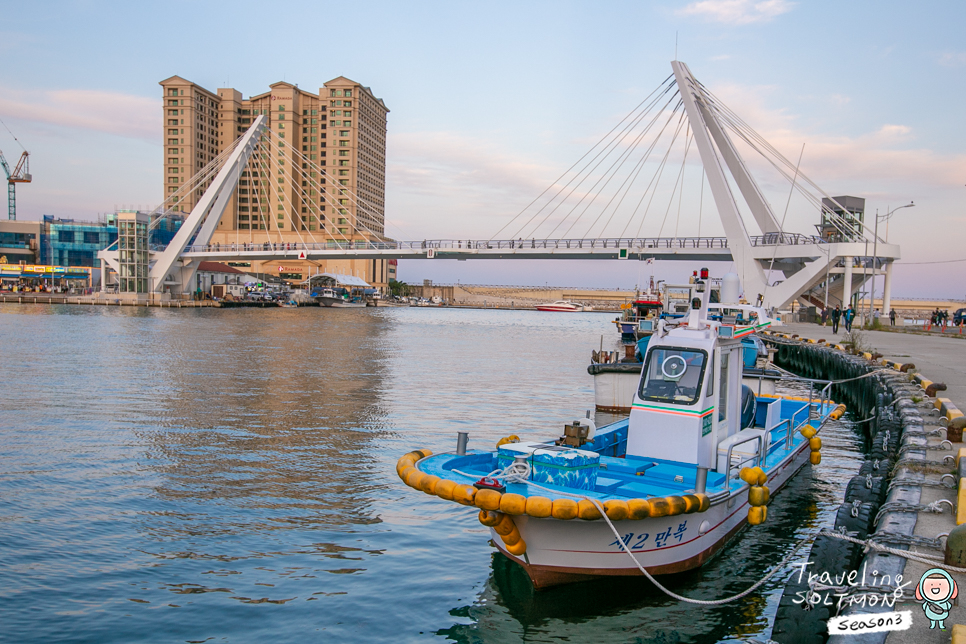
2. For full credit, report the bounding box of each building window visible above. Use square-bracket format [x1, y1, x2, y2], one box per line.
[279, 105, 285, 111]
[343, 111, 352, 117]
[339, 140, 349, 147]
[343, 121, 351, 127]
[344, 90, 352, 98]
[339, 160, 349, 166]
[339, 130, 349, 137]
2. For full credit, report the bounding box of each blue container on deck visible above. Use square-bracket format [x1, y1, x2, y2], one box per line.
[496, 442, 600, 490]
[532, 447, 599, 490]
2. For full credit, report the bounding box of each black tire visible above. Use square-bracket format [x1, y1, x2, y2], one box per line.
[844, 475, 886, 506]
[858, 458, 891, 476]
[834, 501, 876, 540]
[772, 534, 862, 644]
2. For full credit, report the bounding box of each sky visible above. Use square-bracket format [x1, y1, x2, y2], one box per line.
[2, 0, 965, 299]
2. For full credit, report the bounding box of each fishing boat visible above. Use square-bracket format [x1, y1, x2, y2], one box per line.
[615, 278, 663, 343]
[535, 301, 580, 312]
[396, 269, 843, 588]
[316, 287, 366, 308]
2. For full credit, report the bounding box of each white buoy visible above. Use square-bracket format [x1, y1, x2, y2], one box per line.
[721, 272, 741, 304]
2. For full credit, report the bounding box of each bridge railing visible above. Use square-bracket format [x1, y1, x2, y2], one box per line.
[181, 237, 735, 254]
[180, 234, 826, 254]
[750, 233, 826, 246]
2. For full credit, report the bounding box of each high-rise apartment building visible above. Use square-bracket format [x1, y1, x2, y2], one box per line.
[159, 75, 390, 288]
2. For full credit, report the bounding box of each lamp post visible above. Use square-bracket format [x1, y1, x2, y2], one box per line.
[868, 202, 914, 325]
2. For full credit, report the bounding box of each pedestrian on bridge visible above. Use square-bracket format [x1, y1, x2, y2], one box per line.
[831, 305, 841, 334]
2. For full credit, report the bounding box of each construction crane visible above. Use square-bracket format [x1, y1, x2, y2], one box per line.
[0, 118, 31, 220]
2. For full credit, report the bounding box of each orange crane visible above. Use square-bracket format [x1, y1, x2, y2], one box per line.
[0, 119, 31, 220]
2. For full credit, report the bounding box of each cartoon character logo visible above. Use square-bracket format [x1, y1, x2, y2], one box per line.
[915, 567, 958, 630]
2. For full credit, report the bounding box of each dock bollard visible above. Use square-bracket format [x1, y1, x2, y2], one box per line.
[456, 431, 468, 455]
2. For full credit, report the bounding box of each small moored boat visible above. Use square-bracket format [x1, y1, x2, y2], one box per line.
[535, 301, 580, 312]
[397, 270, 844, 588]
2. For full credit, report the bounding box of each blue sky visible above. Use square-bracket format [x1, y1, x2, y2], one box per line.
[2, 0, 965, 298]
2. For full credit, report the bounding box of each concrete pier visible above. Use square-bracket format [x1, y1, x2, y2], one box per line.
[777, 322, 966, 643]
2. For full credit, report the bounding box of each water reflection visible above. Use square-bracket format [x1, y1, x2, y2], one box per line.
[137, 308, 393, 532]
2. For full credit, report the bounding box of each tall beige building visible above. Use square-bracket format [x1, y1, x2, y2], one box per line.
[159, 75, 390, 288]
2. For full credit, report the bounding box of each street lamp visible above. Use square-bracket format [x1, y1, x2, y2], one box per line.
[868, 202, 914, 325]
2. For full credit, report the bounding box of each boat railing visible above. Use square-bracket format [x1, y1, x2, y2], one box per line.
[779, 405, 813, 451]
[769, 374, 834, 419]
[724, 434, 765, 491]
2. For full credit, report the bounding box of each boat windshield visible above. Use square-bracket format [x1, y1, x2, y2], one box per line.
[639, 347, 707, 405]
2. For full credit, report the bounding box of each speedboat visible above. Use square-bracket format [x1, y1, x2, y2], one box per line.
[535, 301, 580, 312]
[397, 269, 842, 588]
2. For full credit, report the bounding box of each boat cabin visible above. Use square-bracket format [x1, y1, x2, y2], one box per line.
[627, 272, 765, 475]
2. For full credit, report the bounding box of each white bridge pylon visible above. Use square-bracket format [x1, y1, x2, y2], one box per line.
[669, 61, 899, 311]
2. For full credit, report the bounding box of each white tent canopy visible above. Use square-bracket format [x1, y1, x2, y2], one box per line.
[302, 273, 371, 288]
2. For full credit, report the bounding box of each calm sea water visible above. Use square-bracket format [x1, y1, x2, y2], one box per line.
[0, 304, 862, 643]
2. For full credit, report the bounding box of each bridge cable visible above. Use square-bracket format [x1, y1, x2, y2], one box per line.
[502, 81, 677, 241]
[588, 97, 686, 240]
[614, 98, 687, 240]
[761, 142, 805, 306]
[554, 95, 682, 240]
[571, 93, 690, 240]
[656, 126, 693, 239]
[514, 86, 677, 240]
[696, 84, 866, 242]
[631, 106, 689, 239]
[489, 74, 674, 242]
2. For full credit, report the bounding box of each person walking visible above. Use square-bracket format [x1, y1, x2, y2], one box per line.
[844, 306, 854, 332]
[831, 306, 842, 334]
[890, 309, 896, 326]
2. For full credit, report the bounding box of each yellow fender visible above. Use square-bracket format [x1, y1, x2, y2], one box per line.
[495, 435, 520, 448]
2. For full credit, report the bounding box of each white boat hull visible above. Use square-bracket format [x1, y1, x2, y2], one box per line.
[592, 368, 641, 413]
[318, 296, 366, 308]
[491, 441, 810, 588]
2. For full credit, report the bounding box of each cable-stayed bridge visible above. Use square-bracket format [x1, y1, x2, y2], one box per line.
[100, 61, 899, 311]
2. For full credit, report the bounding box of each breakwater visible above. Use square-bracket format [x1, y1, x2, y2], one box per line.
[763, 332, 959, 644]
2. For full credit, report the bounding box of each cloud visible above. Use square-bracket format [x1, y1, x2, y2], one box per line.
[0, 85, 159, 142]
[938, 52, 966, 68]
[677, 0, 796, 25]
[386, 131, 559, 237]
[705, 82, 966, 191]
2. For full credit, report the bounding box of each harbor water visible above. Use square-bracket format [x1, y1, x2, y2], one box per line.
[0, 305, 863, 643]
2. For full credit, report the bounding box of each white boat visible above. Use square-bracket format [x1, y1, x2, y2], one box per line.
[317, 288, 366, 308]
[535, 300, 580, 312]
[397, 270, 841, 588]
